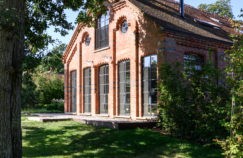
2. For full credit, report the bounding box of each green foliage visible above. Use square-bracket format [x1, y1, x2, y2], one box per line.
[22, 54, 42, 72]
[25, 0, 73, 53]
[21, 44, 65, 111]
[1, 0, 106, 53]
[45, 100, 64, 112]
[40, 44, 66, 73]
[217, 82, 243, 158]
[217, 22, 243, 157]
[75, 0, 106, 27]
[36, 75, 64, 105]
[24, 0, 107, 53]
[158, 63, 230, 143]
[198, 0, 234, 18]
[21, 72, 38, 108]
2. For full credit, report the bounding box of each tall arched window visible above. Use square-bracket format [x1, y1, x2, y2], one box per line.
[83, 67, 91, 113]
[70, 70, 77, 113]
[95, 11, 109, 49]
[118, 60, 130, 115]
[99, 64, 109, 114]
[142, 55, 158, 116]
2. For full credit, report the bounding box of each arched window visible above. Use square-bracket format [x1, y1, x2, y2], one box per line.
[99, 64, 109, 114]
[142, 55, 158, 116]
[83, 67, 91, 113]
[95, 11, 109, 49]
[118, 60, 130, 115]
[70, 70, 77, 113]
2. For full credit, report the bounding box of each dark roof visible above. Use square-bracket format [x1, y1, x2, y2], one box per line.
[129, 0, 234, 43]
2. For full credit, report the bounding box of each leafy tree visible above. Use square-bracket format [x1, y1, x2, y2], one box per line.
[40, 44, 66, 73]
[22, 54, 42, 72]
[21, 54, 42, 109]
[36, 74, 64, 105]
[21, 43, 65, 109]
[21, 72, 38, 108]
[198, 0, 234, 18]
[0, 0, 105, 157]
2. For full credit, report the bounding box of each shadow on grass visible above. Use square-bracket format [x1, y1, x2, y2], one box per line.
[22, 121, 223, 158]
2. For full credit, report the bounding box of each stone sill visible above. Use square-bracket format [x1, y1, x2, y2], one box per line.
[136, 116, 158, 121]
[95, 114, 110, 117]
[79, 113, 92, 116]
[93, 46, 110, 53]
[65, 112, 77, 115]
[114, 116, 131, 119]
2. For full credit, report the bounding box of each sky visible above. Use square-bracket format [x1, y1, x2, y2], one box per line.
[47, 0, 242, 51]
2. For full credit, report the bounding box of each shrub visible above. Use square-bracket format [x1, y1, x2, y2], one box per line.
[46, 99, 64, 112]
[158, 63, 230, 143]
[217, 81, 243, 157]
[37, 74, 64, 105]
[21, 72, 38, 108]
[216, 28, 243, 157]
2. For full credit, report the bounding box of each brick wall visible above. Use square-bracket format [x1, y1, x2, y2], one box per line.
[63, 0, 231, 120]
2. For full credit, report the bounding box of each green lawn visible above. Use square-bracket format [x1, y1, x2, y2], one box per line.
[22, 117, 223, 158]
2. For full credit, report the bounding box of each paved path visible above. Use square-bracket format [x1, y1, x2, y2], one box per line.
[27, 113, 157, 129]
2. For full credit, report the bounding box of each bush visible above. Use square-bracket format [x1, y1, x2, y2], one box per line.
[158, 63, 230, 143]
[217, 81, 243, 157]
[37, 75, 64, 105]
[21, 72, 38, 108]
[22, 72, 64, 113]
[216, 30, 243, 157]
[46, 99, 64, 112]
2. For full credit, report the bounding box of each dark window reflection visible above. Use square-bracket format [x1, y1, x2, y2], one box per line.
[84, 68, 91, 113]
[99, 65, 109, 114]
[142, 55, 158, 116]
[118, 60, 130, 115]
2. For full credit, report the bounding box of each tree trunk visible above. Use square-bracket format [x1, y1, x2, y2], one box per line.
[0, 0, 24, 157]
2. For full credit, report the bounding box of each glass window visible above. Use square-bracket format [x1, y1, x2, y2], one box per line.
[70, 70, 77, 113]
[142, 55, 158, 116]
[184, 53, 204, 74]
[118, 60, 130, 115]
[121, 20, 128, 33]
[99, 65, 109, 114]
[95, 11, 109, 49]
[83, 68, 91, 113]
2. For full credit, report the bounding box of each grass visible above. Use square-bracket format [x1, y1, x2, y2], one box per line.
[22, 117, 223, 158]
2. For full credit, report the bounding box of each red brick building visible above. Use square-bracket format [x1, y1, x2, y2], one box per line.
[63, 0, 234, 120]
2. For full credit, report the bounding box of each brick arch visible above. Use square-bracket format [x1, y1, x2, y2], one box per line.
[115, 16, 128, 30]
[95, 62, 110, 68]
[83, 66, 92, 70]
[117, 58, 130, 64]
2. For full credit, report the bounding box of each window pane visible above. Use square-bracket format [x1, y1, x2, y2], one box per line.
[99, 65, 109, 114]
[84, 68, 91, 113]
[184, 54, 204, 74]
[71, 71, 77, 113]
[142, 55, 158, 116]
[95, 11, 109, 49]
[119, 60, 130, 115]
